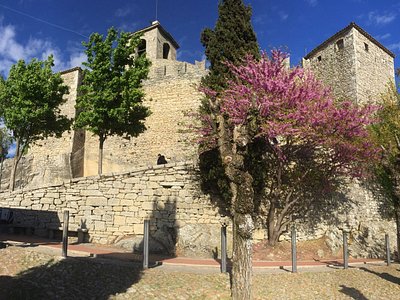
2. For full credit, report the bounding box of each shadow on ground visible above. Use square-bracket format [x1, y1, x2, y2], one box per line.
[339, 285, 368, 300]
[360, 266, 400, 285]
[0, 253, 142, 299]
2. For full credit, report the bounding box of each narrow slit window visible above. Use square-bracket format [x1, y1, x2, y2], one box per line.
[138, 39, 146, 56]
[317, 56, 322, 62]
[364, 42, 369, 52]
[336, 39, 344, 50]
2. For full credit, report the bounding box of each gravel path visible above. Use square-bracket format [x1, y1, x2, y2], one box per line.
[0, 245, 398, 299]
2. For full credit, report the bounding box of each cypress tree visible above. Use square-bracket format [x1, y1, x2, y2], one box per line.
[201, 0, 259, 92]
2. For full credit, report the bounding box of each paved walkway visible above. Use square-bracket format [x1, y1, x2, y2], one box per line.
[0, 233, 385, 271]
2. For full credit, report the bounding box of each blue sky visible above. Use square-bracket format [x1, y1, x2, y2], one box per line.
[0, 0, 399, 75]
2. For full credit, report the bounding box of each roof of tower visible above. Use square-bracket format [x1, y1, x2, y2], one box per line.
[304, 22, 395, 59]
[134, 20, 180, 49]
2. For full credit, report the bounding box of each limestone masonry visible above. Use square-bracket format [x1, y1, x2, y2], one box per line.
[0, 22, 397, 257]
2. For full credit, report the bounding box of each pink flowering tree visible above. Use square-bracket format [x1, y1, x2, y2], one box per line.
[198, 50, 378, 298]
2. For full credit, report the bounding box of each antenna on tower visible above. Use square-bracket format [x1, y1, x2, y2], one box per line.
[155, 0, 158, 20]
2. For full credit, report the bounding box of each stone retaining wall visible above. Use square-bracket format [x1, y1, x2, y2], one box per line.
[0, 161, 396, 258]
[0, 162, 229, 256]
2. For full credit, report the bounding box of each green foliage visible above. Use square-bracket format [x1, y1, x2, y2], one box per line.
[0, 55, 71, 154]
[201, 0, 259, 92]
[0, 128, 13, 161]
[199, 0, 260, 204]
[75, 27, 151, 142]
[370, 83, 400, 211]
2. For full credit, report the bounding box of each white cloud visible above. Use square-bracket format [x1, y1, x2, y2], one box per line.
[279, 11, 289, 21]
[305, 0, 318, 7]
[115, 7, 131, 18]
[368, 11, 397, 25]
[0, 22, 85, 76]
[388, 42, 400, 51]
[375, 33, 391, 40]
[68, 52, 86, 68]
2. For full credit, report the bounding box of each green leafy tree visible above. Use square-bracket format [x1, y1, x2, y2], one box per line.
[370, 83, 400, 261]
[0, 56, 70, 191]
[75, 27, 151, 175]
[0, 128, 13, 189]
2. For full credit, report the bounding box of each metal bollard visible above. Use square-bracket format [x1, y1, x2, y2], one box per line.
[221, 225, 227, 273]
[143, 220, 149, 269]
[291, 226, 297, 273]
[343, 231, 348, 269]
[62, 210, 69, 258]
[385, 234, 391, 266]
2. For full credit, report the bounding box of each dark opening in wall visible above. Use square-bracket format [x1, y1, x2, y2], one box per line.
[163, 43, 170, 59]
[336, 39, 344, 50]
[317, 56, 322, 62]
[364, 42, 369, 52]
[138, 39, 146, 56]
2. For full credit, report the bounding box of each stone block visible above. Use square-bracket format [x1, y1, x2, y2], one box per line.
[142, 189, 154, 196]
[142, 202, 155, 210]
[20, 199, 33, 207]
[106, 188, 120, 195]
[46, 192, 59, 198]
[81, 189, 103, 196]
[134, 223, 144, 234]
[120, 199, 134, 206]
[119, 225, 133, 232]
[95, 221, 106, 231]
[124, 193, 138, 200]
[114, 215, 126, 225]
[87, 197, 107, 206]
[122, 177, 140, 184]
[108, 198, 120, 206]
[40, 197, 54, 204]
[113, 206, 123, 212]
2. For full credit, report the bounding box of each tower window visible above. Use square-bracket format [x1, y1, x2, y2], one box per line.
[364, 42, 369, 52]
[317, 56, 322, 62]
[163, 43, 170, 59]
[138, 39, 146, 56]
[336, 39, 344, 50]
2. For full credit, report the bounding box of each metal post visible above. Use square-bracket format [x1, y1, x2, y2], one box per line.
[143, 220, 149, 269]
[291, 226, 297, 273]
[221, 225, 227, 273]
[385, 233, 391, 266]
[62, 210, 69, 258]
[343, 231, 348, 269]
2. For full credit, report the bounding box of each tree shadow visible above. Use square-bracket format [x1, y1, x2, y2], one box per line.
[339, 285, 368, 300]
[359, 267, 400, 285]
[0, 255, 142, 299]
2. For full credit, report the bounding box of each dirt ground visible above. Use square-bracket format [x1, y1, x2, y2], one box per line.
[253, 237, 342, 261]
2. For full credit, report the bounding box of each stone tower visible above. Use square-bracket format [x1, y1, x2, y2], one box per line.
[302, 22, 395, 104]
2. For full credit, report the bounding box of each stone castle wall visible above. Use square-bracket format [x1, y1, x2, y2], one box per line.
[3, 68, 84, 190]
[83, 58, 207, 176]
[353, 29, 395, 104]
[0, 162, 396, 258]
[303, 29, 357, 103]
[303, 26, 394, 105]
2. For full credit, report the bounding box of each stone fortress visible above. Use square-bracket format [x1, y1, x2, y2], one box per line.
[0, 22, 396, 257]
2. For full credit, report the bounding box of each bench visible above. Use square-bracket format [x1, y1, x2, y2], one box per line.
[47, 225, 88, 243]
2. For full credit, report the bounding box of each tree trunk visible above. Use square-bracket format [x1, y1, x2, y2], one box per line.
[267, 202, 278, 246]
[98, 136, 104, 175]
[0, 158, 3, 190]
[230, 170, 254, 299]
[395, 207, 400, 262]
[9, 139, 21, 191]
[232, 212, 254, 300]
